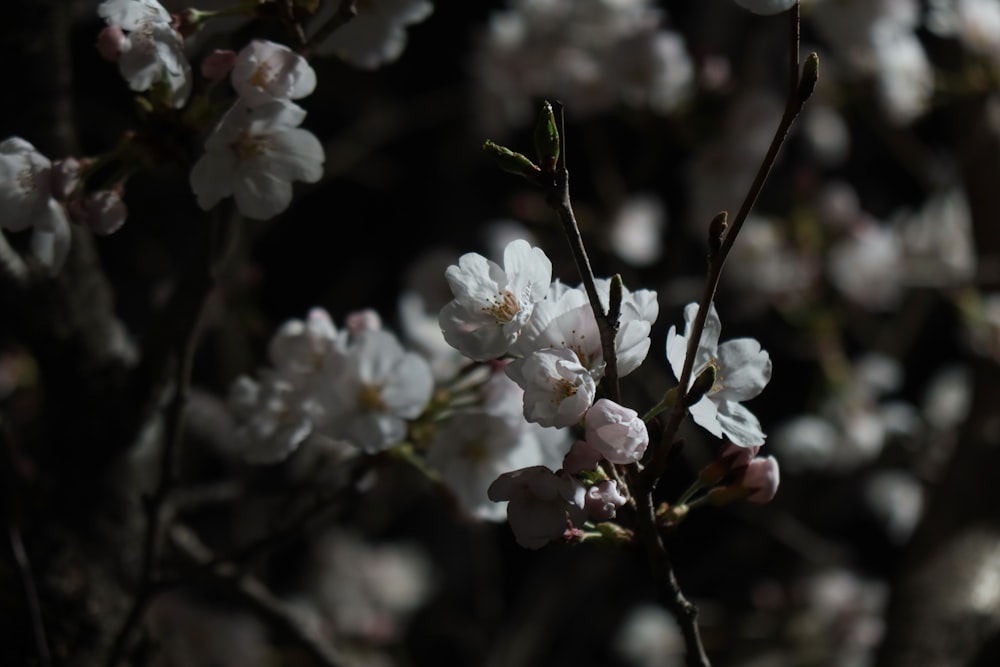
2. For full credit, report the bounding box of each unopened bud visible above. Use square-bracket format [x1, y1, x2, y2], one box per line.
[201, 49, 237, 82]
[708, 211, 728, 258]
[483, 140, 541, 180]
[686, 364, 717, 406]
[798, 52, 819, 104]
[533, 100, 560, 172]
[96, 25, 126, 62]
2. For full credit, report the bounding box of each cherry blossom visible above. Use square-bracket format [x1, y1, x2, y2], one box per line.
[0, 137, 71, 273]
[309, 0, 433, 69]
[231, 40, 317, 108]
[438, 239, 552, 362]
[97, 0, 192, 107]
[487, 466, 586, 549]
[317, 329, 434, 454]
[189, 100, 325, 220]
[505, 347, 596, 428]
[666, 301, 772, 447]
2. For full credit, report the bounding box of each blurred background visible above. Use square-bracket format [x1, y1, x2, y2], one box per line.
[2, 1, 1000, 666]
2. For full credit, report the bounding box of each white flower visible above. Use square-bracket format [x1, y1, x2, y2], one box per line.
[439, 239, 552, 361]
[487, 466, 586, 549]
[231, 40, 316, 108]
[584, 480, 627, 520]
[827, 222, 904, 310]
[732, 0, 797, 15]
[98, 0, 192, 107]
[427, 411, 552, 522]
[0, 137, 71, 273]
[512, 278, 658, 379]
[318, 329, 434, 454]
[505, 347, 596, 428]
[228, 372, 313, 464]
[666, 302, 772, 447]
[309, 0, 433, 69]
[268, 307, 346, 378]
[584, 398, 649, 464]
[189, 100, 325, 220]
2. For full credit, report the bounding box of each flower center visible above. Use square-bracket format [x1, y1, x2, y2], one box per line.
[233, 130, 267, 161]
[461, 438, 489, 462]
[357, 384, 385, 412]
[249, 61, 276, 88]
[484, 289, 521, 324]
[552, 377, 578, 402]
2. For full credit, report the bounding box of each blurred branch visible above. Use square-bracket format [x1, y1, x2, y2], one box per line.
[169, 523, 350, 667]
[301, 0, 357, 57]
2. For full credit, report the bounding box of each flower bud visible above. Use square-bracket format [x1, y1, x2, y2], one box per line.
[201, 49, 237, 83]
[585, 398, 649, 465]
[585, 480, 627, 520]
[741, 455, 780, 503]
[96, 25, 126, 62]
[533, 100, 560, 172]
[686, 364, 717, 406]
[83, 189, 127, 235]
[707, 211, 728, 258]
[482, 140, 541, 180]
[799, 52, 819, 104]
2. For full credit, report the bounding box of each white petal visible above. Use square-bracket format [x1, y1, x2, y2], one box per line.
[715, 338, 772, 401]
[265, 128, 325, 183]
[715, 400, 766, 447]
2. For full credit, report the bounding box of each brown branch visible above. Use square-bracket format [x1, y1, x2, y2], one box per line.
[643, 3, 816, 489]
[543, 101, 622, 404]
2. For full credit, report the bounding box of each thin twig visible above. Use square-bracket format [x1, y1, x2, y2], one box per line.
[543, 101, 622, 404]
[2, 415, 51, 667]
[106, 210, 238, 667]
[643, 2, 816, 489]
[301, 0, 358, 57]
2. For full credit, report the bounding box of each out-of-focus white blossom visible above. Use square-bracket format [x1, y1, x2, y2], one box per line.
[473, 0, 692, 131]
[827, 222, 904, 310]
[732, 0, 798, 15]
[666, 302, 772, 447]
[98, 0, 192, 107]
[190, 100, 324, 220]
[308, 0, 433, 69]
[922, 365, 971, 430]
[317, 329, 434, 454]
[927, 0, 1000, 67]
[306, 530, 434, 643]
[608, 195, 666, 267]
[864, 469, 924, 544]
[427, 405, 569, 521]
[0, 137, 71, 273]
[228, 372, 314, 464]
[614, 603, 685, 667]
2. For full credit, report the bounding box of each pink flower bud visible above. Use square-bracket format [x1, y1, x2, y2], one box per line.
[83, 189, 127, 235]
[97, 25, 126, 62]
[585, 480, 627, 520]
[562, 439, 603, 474]
[584, 398, 648, 465]
[741, 455, 779, 504]
[346, 309, 382, 334]
[201, 49, 237, 83]
[50, 158, 83, 202]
